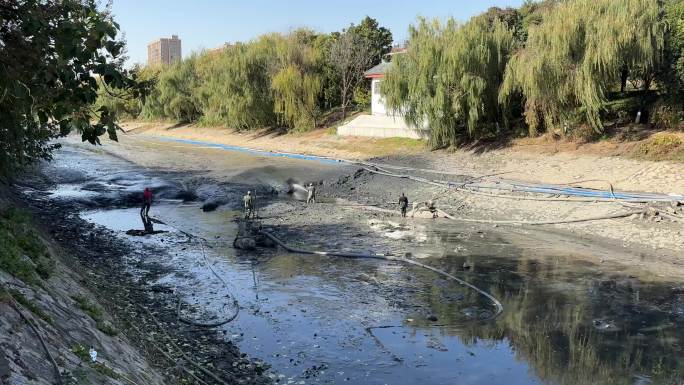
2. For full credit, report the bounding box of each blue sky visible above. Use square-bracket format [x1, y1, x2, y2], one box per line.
[111, 0, 525, 66]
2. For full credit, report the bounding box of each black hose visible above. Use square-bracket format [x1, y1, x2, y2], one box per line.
[258, 231, 504, 318]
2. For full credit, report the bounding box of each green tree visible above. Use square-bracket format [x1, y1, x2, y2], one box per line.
[142, 56, 202, 122]
[196, 40, 277, 130]
[382, 15, 518, 147]
[270, 30, 326, 130]
[0, 0, 146, 176]
[500, 0, 666, 135]
[660, 0, 684, 99]
[96, 65, 154, 120]
[348, 16, 393, 65]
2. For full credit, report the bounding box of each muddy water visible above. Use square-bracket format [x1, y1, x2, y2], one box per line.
[41, 143, 684, 385]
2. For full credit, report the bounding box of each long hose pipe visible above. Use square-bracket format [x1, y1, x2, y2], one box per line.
[147, 217, 241, 328]
[258, 230, 504, 318]
[176, 240, 240, 328]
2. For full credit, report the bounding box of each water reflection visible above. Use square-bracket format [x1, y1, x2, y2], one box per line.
[227, 220, 681, 385]
[407, 232, 684, 385]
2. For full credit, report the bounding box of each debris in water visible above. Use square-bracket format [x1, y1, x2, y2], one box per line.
[592, 318, 621, 332]
[426, 337, 448, 352]
[202, 201, 221, 212]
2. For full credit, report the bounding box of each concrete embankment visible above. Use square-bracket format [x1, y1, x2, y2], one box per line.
[0, 189, 166, 385]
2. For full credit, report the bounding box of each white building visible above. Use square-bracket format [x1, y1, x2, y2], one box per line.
[337, 54, 430, 139]
[366, 61, 392, 116]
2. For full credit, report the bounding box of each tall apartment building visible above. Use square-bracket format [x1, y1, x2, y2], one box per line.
[147, 35, 182, 66]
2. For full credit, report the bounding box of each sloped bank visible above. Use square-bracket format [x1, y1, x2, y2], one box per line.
[0, 189, 166, 385]
[0, 181, 271, 385]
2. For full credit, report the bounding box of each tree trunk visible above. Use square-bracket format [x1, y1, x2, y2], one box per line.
[643, 75, 653, 91]
[341, 84, 348, 119]
[620, 65, 629, 93]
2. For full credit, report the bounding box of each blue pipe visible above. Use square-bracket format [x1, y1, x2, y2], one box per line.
[465, 183, 679, 201]
[144, 136, 342, 166]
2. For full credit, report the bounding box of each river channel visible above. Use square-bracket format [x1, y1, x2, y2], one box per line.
[30, 140, 684, 385]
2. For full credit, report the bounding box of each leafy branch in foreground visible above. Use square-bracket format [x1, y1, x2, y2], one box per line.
[0, 0, 150, 176]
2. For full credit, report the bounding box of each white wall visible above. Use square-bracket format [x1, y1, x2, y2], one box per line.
[371, 79, 387, 116]
[339, 77, 431, 139]
[337, 114, 431, 139]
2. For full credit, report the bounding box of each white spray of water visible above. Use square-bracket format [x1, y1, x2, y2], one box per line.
[285, 178, 310, 201]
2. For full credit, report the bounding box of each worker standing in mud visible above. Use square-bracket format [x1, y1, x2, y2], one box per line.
[306, 183, 316, 204]
[398, 193, 409, 217]
[427, 199, 438, 218]
[141, 187, 153, 219]
[244, 191, 254, 219]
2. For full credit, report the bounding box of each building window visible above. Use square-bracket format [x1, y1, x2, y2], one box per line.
[373, 80, 381, 95]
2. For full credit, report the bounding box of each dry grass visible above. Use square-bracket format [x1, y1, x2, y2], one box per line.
[511, 129, 684, 162]
[629, 132, 684, 161]
[322, 136, 426, 157]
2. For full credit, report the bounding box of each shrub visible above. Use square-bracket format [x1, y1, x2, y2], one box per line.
[569, 124, 601, 143]
[650, 100, 684, 130]
[72, 295, 104, 321]
[631, 133, 684, 161]
[70, 294, 118, 335]
[0, 208, 53, 285]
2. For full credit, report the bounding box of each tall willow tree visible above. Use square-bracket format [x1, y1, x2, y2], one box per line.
[196, 38, 277, 130]
[141, 56, 201, 122]
[382, 14, 518, 147]
[271, 30, 325, 131]
[500, 0, 666, 135]
[661, 0, 684, 99]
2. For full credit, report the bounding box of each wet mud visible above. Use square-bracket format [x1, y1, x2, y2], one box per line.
[12, 143, 684, 385]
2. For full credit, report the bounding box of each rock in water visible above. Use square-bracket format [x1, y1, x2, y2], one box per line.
[234, 237, 257, 250]
[202, 201, 220, 212]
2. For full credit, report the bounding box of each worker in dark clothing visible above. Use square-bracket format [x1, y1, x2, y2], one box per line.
[398, 193, 409, 217]
[141, 187, 153, 219]
[142, 214, 154, 233]
[244, 191, 254, 219]
[427, 200, 438, 218]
